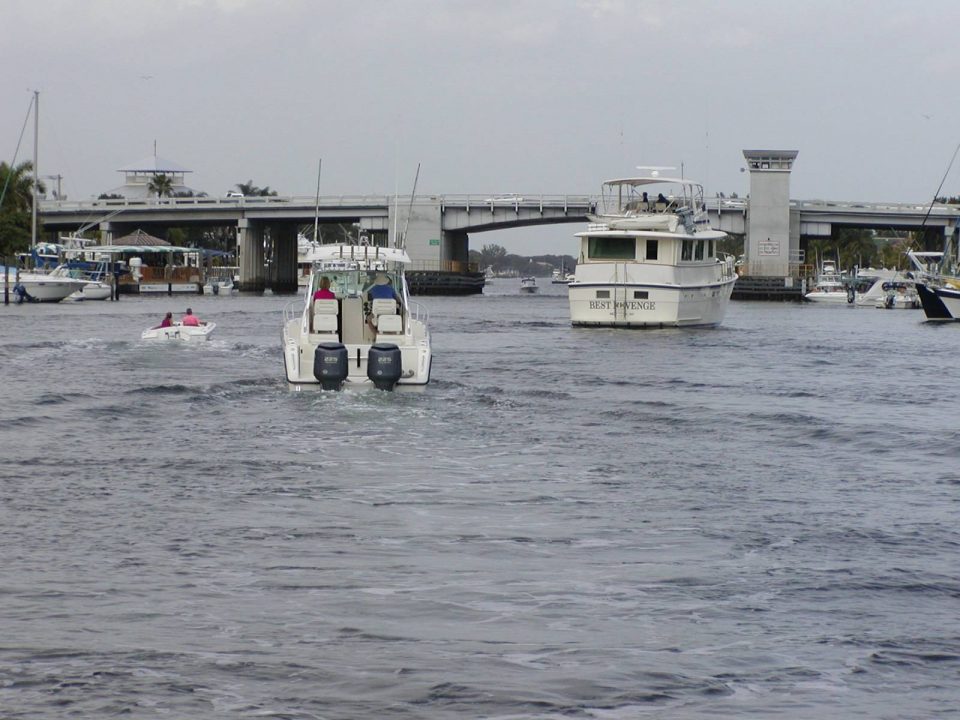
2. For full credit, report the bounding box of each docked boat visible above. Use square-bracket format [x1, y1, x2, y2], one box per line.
[853, 272, 920, 309]
[804, 260, 850, 303]
[551, 265, 574, 284]
[2, 266, 91, 303]
[282, 243, 432, 390]
[909, 249, 960, 321]
[141, 321, 216, 342]
[568, 175, 736, 327]
[46, 261, 115, 301]
[520, 276, 539, 293]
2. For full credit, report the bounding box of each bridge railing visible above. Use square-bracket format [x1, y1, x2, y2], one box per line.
[438, 194, 597, 212]
[39, 195, 395, 212]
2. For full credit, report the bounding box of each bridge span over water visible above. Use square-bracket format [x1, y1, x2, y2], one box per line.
[39, 191, 960, 292]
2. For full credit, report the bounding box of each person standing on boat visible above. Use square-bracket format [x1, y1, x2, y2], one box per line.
[313, 276, 335, 300]
[182, 308, 203, 326]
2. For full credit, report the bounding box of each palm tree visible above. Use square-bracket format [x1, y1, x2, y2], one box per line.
[147, 173, 174, 198]
[235, 180, 278, 197]
[0, 161, 44, 212]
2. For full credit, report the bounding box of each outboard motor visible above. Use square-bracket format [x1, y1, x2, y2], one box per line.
[313, 342, 348, 390]
[367, 343, 402, 391]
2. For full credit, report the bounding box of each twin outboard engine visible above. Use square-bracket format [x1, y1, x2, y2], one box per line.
[367, 343, 402, 391]
[313, 342, 348, 390]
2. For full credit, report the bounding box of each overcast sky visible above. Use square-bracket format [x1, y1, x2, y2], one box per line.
[3, 0, 960, 253]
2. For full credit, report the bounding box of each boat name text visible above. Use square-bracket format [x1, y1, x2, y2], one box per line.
[589, 300, 656, 311]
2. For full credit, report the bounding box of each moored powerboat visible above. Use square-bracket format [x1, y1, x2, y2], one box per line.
[141, 321, 216, 341]
[2, 266, 91, 303]
[804, 260, 851, 303]
[282, 244, 432, 390]
[568, 174, 736, 327]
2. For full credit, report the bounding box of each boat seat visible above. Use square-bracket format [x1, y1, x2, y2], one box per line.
[370, 298, 398, 328]
[376, 313, 403, 339]
[312, 299, 339, 337]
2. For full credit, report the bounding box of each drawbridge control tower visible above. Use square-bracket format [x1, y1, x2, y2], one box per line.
[743, 150, 799, 278]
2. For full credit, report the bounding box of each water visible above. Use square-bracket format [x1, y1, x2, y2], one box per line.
[1, 283, 958, 719]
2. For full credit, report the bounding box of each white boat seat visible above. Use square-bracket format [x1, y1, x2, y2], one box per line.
[376, 314, 403, 336]
[371, 299, 397, 316]
[312, 299, 339, 336]
[370, 298, 398, 328]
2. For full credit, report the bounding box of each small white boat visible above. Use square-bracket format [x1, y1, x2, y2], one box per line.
[568, 174, 736, 327]
[551, 267, 573, 284]
[69, 282, 113, 301]
[520, 277, 539, 293]
[203, 279, 235, 295]
[141, 321, 216, 342]
[282, 243, 432, 390]
[804, 260, 851, 303]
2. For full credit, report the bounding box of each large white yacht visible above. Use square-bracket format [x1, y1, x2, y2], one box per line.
[568, 175, 736, 327]
[282, 244, 432, 390]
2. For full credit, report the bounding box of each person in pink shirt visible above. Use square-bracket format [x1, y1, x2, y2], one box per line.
[313, 276, 335, 300]
[181, 308, 203, 326]
[155, 312, 173, 329]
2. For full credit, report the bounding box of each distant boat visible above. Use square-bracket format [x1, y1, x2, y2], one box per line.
[568, 174, 736, 327]
[804, 259, 850, 303]
[520, 276, 538, 294]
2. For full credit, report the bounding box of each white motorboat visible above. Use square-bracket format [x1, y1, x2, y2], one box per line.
[551, 265, 574, 284]
[141, 321, 216, 342]
[203, 279, 235, 295]
[520, 276, 539, 293]
[853, 271, 920, 310]
[568, 175, 736, 327]
[2, 266, 90, 303]
[46, 262, 114, 301]
[282, 244, 432, 390]
[804, 260, 851, 303]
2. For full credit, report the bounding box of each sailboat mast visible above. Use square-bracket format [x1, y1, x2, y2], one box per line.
[313, 158, 322, 243]
[31, 90, 39, 251]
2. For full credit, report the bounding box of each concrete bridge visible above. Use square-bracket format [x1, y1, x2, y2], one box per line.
[38, 175, 960, 293]
[39, 193, 597, 292]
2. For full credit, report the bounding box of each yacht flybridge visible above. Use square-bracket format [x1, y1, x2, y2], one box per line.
[568, 176, 737, 327]
[282, 244, 432, 390]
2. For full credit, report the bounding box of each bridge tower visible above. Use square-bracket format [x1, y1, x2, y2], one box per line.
[742, 150, 799, 278]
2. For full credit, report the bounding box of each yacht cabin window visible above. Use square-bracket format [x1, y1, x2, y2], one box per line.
[633, 290, 649, 299]
[681, 240, 694, 261]
[596, 290, 610, 299]
[587, 236, 635, 260]
[694, 241, 705, 260]
[645, 240, 658, 261]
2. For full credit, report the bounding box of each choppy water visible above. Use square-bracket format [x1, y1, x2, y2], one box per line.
[1, 281, 958, 719]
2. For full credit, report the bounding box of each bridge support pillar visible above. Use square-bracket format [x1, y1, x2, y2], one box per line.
[237, 219, 265, 293]
[271, 222, 299, 294]
[99, 221, 114, 245]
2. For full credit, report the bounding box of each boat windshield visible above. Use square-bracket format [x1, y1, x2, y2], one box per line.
[310, 267, 403, 300]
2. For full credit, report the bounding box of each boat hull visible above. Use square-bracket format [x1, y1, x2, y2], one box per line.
[569, 278, 735, 327]
[69, 282, 113, 301]
[283, 319, 432, 388]
[917, 283, 960, 320]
